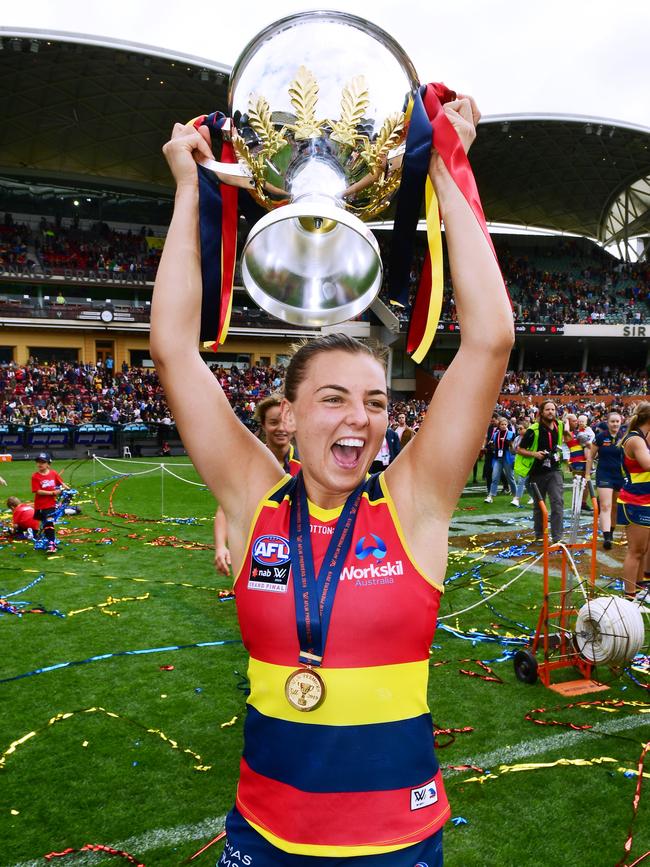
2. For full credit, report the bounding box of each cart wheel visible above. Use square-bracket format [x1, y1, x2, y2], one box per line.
[514, 649, 538, 684]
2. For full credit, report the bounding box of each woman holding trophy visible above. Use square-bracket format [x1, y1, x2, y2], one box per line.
[151, 15, 513, 866]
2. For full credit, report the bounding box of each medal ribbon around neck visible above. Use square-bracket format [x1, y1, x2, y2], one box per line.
[289, 473, 365, 667]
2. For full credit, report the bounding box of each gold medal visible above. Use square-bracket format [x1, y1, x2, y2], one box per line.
[285, 667, 326, 712]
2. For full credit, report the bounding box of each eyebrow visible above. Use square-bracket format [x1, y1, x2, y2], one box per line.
[315, 385, 388, 398]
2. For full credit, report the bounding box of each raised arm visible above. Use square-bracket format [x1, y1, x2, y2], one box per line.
[214, 505, 232, 576]
[387, 97, 514, 525]
[150, 124, 283, 534]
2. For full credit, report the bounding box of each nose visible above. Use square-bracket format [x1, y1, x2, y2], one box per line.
[344, 399, 370, 429]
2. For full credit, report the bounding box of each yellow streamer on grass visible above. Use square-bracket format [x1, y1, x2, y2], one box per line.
[0, 706, 211, 772]
[67, 593, 150, 617]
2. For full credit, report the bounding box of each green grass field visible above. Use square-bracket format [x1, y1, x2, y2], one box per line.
[0, 457, 648, 866]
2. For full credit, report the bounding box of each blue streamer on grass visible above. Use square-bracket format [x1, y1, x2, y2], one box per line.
[0, 639, 242, 684]
[436, 623, 529, 647]
[2, 573, 45, 598]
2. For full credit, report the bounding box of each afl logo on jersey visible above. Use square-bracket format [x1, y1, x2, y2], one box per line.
[355, 534, 387, 561]
[249, 534, 292, 593]
[252, 534, 291, 565]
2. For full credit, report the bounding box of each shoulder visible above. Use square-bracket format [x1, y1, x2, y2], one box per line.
[520, 427, 535, 445]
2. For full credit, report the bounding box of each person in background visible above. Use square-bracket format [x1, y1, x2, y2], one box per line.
[6, 495, 40, 538]
[214, 394, 299, 575]
[516, 400, 565, 544]
[369, 424, 400, 474]
[563, 413, 592, 512]
[511, 418, 531, 506]
[617, 402, 650, 599]
[484, 416, 517, 504]
[585, 410, 625, 549]
[395, 412, 414, 447]
[31, 452, 69, 554]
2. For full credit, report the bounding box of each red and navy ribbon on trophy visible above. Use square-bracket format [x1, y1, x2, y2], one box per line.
[187, 112, 245, 348]
[289, 474, 364, 666]
[390, 82, 508, 364]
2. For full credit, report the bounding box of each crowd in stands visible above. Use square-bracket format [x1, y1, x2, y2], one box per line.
[1, 360, 646, 431]
[1, 214, 647, 328]
[502, 367, 648, 396]
[377, 236, 648, 326]
[0, 360, 288, 429]
[0, 213, 162, 278]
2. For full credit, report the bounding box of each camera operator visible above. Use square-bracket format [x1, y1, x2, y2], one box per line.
[515, 400, 565, 543]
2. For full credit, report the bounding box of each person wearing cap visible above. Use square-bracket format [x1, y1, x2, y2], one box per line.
[31, 452, 68, 554]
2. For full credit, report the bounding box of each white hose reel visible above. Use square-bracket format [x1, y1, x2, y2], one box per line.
[574, 596, 646, 665]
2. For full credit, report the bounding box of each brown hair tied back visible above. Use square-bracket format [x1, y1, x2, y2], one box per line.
[284, 334, 388, 403]
[628, 401, 650, 433]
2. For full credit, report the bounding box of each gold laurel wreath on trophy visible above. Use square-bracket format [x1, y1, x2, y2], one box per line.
[232, 65, 405, 216]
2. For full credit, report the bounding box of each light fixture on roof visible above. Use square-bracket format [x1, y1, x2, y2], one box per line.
[73, 199, 80, 206]
[199, 69, 209, 82]
[29, 39, 39, 54]
[609, 128, 616, 139]
[0, 38, 4, 51]
[584, 123, 593, 134]
[501, 122, 510, 133]
[596, 125, 603, 136]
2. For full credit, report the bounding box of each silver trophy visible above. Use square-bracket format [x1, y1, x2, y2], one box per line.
[199, 11, 419, 326]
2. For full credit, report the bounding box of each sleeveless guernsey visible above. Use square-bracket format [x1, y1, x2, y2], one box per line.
[233, 472, 450, 858]
[566, 433, 586, 473]
[283, 443, 301, 477]
[618, 431, 650, 525]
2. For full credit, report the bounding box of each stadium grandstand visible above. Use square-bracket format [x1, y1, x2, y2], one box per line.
[0, 28, 648, 458]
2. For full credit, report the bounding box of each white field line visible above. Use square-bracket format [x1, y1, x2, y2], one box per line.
[10, 716, 650, 865]
[10, 814, 226, 867]
[445, 713, 650, 776]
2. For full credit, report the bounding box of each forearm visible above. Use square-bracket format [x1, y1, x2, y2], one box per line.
[430, 156, 513, 354]
[215, 506, 228, 549]
[150, 183, 202, 363]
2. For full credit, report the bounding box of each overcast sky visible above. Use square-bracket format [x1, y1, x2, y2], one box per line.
[4, 0, 650, 127]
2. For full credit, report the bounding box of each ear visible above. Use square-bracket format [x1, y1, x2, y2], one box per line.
[281, 398, 297, 436]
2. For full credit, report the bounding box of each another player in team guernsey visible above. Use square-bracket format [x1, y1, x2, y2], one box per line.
[151, 95, 513, 865]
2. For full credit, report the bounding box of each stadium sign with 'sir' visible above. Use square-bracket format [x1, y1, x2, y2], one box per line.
[248, 534, 291, 592]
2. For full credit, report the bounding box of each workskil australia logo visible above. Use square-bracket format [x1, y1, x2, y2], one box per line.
[342, 534, 402, 585]
[249, 534, 291, 593]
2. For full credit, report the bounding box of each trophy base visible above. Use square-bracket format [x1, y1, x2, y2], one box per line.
[241, 200, 383, 328]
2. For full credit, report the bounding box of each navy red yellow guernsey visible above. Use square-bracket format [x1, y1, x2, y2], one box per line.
[619, 431, 650, 509]
[283, 443, 301, 477]
[233, 472, 449, 857]
[566, 434, 587, 473]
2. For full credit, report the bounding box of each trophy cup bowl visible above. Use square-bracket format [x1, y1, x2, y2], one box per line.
[208, 11, 420, 327]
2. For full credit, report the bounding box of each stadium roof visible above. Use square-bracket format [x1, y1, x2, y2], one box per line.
[1, 28, 649, 255]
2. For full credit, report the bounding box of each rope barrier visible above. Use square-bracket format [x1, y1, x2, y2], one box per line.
[438, 553, 543, 621]
[575, 597, 646, 665]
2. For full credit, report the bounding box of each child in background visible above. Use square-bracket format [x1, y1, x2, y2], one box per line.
[31, 452, 68, 554]
[6, 496, 40, 539]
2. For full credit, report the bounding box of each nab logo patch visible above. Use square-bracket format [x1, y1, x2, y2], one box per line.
[249, 534, 291, 593]
[410, 780, 438, 811]
[355, 534, 387, 561]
